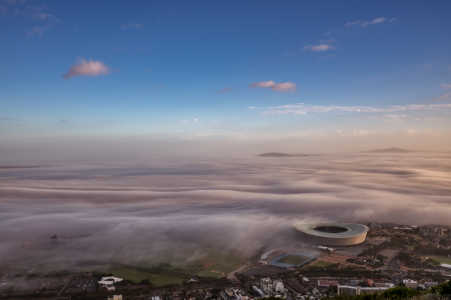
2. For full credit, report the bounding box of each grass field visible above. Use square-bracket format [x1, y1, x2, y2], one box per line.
[424, 256, 451, 265]
[313, 261, 335, 267]
[194, 252, 246, 278]
[111, 268, 185, 286]
[276, 254, 312, 265]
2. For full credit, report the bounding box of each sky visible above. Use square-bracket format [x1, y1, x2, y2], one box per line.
[1, 0, 451, 162]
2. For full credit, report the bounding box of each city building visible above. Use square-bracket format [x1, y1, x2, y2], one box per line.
[273, 279, 284, 292]
[293, 223, 368, 246]
[252, 286, 264, 298]
[403, 279, 418, 289]
[108, 296, 123, 300]
[261, 278, 273, 293]
[337, 286, 389, 296]
[317, 280, 339, 287]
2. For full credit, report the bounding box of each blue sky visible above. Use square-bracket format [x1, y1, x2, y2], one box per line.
[1, 0, 451, 158]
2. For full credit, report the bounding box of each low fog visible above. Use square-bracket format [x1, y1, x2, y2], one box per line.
[0, 152, 450, 273]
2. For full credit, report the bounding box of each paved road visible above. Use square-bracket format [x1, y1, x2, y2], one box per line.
[381, 255, 406, 285]
[227, 263, 249, 283]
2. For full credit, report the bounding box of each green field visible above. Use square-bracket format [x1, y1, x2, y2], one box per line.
[276, 254, 312, 265]
[111, 268, 185, 286]
[424, 256, 451, 265]
[313, 261, 335, 267]
[194, 252, 246, 278]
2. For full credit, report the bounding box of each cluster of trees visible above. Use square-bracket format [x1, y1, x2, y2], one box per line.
[360, 237, 407, 258]
[397, 252, 440, 268]
[320, 281, 451, 300]
[301, 265, 388, 280]
[414, 244, 451, 256]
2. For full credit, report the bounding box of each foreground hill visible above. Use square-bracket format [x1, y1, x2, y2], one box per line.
[367, 147, 412, 153]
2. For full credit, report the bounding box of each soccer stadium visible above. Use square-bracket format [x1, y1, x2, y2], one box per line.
[293, 223, 369, 246]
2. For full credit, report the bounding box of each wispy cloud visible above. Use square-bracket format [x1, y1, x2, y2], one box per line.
[346, 17, 389, 27]
[249, 81, 297, 93]
[28, 25, 50, 37]
[249, 103, 451, 115]
[432, 93, 451, 101]
[215, 88, 232, 94]
[424, 63, 432, 68]
[303, 44, 335, 51]
[63, 58, 111, 79]
[121, 22, 144, 30]
[441, 84, 451, 88]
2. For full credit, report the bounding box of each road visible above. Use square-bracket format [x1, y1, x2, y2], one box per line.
[227, 263, 249, 283]
[381, 255, 406, 285]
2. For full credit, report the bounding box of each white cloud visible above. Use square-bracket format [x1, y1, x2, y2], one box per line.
[346, 17, 390, 28]
[63, 58, 111, 79]
[193, 119, 198, 121]
[433, 93, 451, 101]
[28, 25, 50, 37]
[249, 81, 297, 93]
[303, 44, 335, 51]
[249, 103, 451, 115]
[441, 84, 451, 88]
[372, 17, 387, 24]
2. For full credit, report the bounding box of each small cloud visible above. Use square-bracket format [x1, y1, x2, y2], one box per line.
[63, 58, 111, 79]
[193, 119, 198, 121]
[346, 18, 389, 27]
[60, 120, 69, 122]
[441, 84, 451, 88]
[325, 31, 332, 35]
[114, 47, 124, 52]
[425, 117, 442, 121]
[249, 81, 297, 93]
[303, 44, 335, 51]
[28, 25, 50, 37]
[424, 63, 432, 68]
[372, 17, 387, 24]
[215, 88, 232, 94]
[432, 93, 451, 101]
[121, 22, 144, 30]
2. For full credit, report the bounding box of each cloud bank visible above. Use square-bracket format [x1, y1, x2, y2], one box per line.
[0, 153, 451, 272]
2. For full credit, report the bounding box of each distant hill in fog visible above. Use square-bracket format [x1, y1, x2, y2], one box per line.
[367, 147, 413, 153]
[258, 152, 310, 157]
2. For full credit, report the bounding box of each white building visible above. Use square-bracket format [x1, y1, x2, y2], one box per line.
[261, 278, 273, 293]
[403, 279, 418, 289]
[337, 285, 389, 296]
[234, 289, 249, 300]
[273, 279, 284, 293]
[108, 296, 123, 300]
[99, 277, 123, 285]
[253, 286, 265, 298]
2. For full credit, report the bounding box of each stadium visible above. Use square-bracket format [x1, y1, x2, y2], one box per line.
[293, 223, 369, 246]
